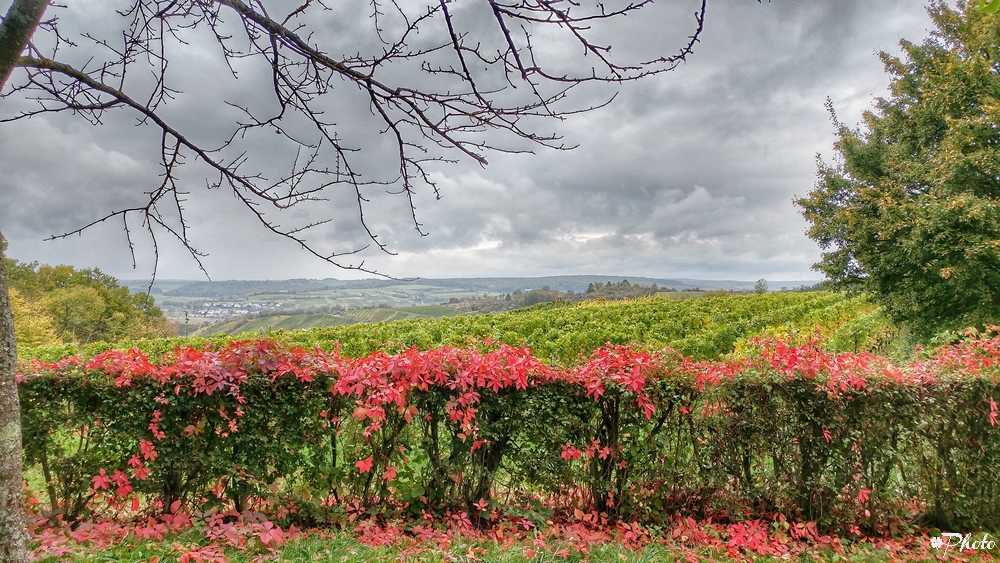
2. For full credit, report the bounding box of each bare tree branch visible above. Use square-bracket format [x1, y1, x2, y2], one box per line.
[2, 0, 708, 280]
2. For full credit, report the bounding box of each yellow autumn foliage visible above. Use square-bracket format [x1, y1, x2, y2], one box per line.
[9, 287, 61, 348]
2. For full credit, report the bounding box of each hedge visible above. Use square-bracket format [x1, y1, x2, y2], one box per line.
[17, 332, 1000, 532]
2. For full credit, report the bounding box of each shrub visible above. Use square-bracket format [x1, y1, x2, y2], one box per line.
[18, 332, 1000, 531]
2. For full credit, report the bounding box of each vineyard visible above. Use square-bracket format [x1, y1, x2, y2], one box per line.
[23, 291, 892, 365]
[193, 307, 442, 337]
[17, 292, 1000, 562]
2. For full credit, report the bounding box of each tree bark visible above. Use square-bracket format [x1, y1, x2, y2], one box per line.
[1, 3, 49, 560]
[0, 233, 29, 562]
[0, 0, 48, 89]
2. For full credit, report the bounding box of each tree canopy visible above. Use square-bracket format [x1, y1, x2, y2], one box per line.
[797, 0, 1000, 339]
[1, 236, 172, 346]
[5, 259, 172, 345]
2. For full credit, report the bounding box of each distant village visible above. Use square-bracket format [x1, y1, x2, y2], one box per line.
[196, 302, 283, 318]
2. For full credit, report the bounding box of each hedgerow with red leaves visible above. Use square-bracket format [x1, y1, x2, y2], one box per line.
[17, 329, 1000, 547]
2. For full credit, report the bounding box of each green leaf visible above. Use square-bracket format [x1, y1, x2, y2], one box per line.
[977, 0, 1000, 13]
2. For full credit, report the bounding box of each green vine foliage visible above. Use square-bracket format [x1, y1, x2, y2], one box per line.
[21, 292, 890, 365]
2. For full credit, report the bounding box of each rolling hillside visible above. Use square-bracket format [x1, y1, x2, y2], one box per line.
[192, 305, 461, 336]
[284, 291, 889, 363]
[35, 291, 893, 366]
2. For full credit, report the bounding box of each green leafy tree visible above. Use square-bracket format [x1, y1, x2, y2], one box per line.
[797, 1, 1000, 339]
[5, 258, 172, 345]
[754, 279, 768, 294]
[43, 287, 106, 343]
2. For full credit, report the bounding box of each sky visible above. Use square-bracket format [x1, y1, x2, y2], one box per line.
[0, 0, 935, 282]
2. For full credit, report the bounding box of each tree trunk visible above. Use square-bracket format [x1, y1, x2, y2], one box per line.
[1, 4, 50, 558]
[0, 234, 29, 563]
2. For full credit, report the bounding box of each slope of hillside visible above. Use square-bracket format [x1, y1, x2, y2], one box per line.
[284, 291, 890, 363]
[193, 306, 461, 336]
[28, 292, 893, 367]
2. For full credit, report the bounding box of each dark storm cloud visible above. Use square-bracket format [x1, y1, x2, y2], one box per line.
[0, 0, 933, 281]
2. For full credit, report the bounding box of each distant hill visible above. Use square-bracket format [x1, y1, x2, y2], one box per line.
[122, 275, 822, 298]
[121, 275, 823, 327]
[119, 278, 347, 298]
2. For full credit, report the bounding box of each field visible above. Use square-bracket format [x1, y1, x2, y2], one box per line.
[19, 292, 1000, 562]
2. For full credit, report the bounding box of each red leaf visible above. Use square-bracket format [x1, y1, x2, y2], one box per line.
[561, 444, 582, 461]
[858, 487, 871, 503]
[355, 457, 373, 474]
[140, 440, 158, 461]
[91, 468, 110, 491]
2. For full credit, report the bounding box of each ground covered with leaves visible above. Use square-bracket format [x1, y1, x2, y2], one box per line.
[26, 504, 1000, 562]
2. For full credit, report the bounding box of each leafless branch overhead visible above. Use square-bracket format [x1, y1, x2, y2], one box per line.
[1, 0, 707, 278]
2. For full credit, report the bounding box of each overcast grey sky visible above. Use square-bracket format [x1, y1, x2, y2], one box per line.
[0, 0, 933, 282]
